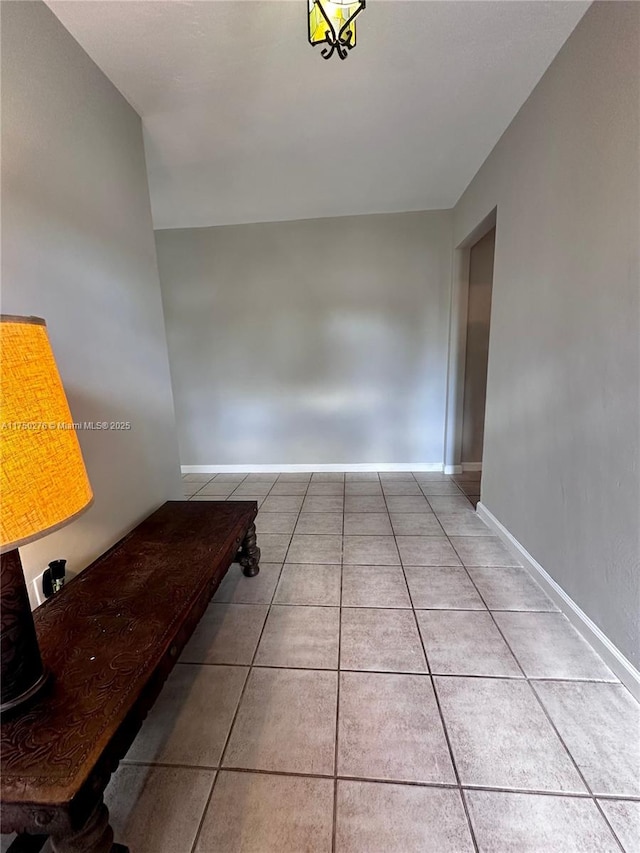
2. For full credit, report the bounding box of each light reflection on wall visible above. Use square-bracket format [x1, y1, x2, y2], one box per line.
[158, 210, 452, 464]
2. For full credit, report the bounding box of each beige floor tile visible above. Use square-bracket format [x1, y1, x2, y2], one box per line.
[195, 482, 236, 496]
[105, 765, 214, 853]
[494, 612, 615, 680]
[434, 676, 586, 792]
[597, 799, 640, 852]
[336, 781, 474, 853]
[420, 482, 465, 496]
[182, 473, 216, 482]
[213, 473, 248, 483]
[261, 495, 304, 513]
[191, 494, 234, 502]
[256, 533, 291, 562]
[385, 495, 431, 513]
[435, 510, 493, 536]
[340, 608, 427, 672]
[344, 513, 393, 536]
[379, 472, 415, 481]
[183, 483, 204, 496]
[427, 496, 475, 511]
[453, 472, 482, 484]
[466, 790, 620, 853]
[416, 610, 522, 677]
[232, 483, 274, 495]
[389, 513, 442, 536]
[255, 605, 340, 669]
[381, 482, 422, 496]
[413, 472, 450, 482]
[224, 494, 265, 507]
[341, 565, 411, 608]
[449, 536, 520, 567]
[276, 472, 312, 482]
[223, 668, 337, 774]
[125, 664, 247, 766]
[311, 472, 345, 482]
[195, 771, 333, 853]
[345, 482, 384, 495]
[344, 495, 387, 513]
[301, 495, 345, 513]
[345, 472, 380, 481]
[533, 681, 640, 797]
[180, 603, 268, 665]
[268, 482, 308, 495]
[405, 566, 486, 610]
[255, 512, 298, 534]
[467, 566, 557, 611]
[306, 482, 345, 495]
[286, 534, 343, 563]
[338, 671, 455, 783]
[274, 563, 341, 606]
[343, 535, 400, 565]
[396, 536, 461, 566]
[295, 512, 343, 534]
[214, 563, 282, 604]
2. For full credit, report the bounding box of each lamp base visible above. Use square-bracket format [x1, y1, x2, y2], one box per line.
[1, 548, 51, 717]
[0, 668, 50, 716]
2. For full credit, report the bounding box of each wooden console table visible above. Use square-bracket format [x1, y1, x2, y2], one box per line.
[0, 500, 260, 852]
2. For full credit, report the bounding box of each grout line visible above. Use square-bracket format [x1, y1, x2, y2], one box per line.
[189, 474, 287, 853]
[186, 772, 218, 853]
[174, 659, 622, 685]
[381, 479, 481, 853]
[121, 758, 640, 803]
[450, 545, 627, 853]
[331, 492, 347, 853]
[196, 600, 559, 614]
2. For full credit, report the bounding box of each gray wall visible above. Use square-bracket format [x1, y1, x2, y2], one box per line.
[1, 1, 181, 596]
[462, 227, 495, 464]
[156, 211, 452, 466]
[453, 2, 640, 667]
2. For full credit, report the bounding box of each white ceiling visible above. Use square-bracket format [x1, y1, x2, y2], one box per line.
[47, 1, 589, 229]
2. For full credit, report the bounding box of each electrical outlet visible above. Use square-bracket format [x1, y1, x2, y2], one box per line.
[30, 569, 47, 608]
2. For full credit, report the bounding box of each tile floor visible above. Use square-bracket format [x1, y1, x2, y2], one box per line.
[4, 471, 638, 853]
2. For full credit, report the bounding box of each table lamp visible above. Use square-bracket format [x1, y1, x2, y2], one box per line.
[1, 315, 93, 715]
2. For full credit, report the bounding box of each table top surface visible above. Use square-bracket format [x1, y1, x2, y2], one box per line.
[0, 500, 256, 808]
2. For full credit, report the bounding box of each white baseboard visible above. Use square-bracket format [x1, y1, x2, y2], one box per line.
[462, 462, 483, 472]
[181, 462, 444, 474]
[476, 502, 640, 701]
[443, 465, 463, 475]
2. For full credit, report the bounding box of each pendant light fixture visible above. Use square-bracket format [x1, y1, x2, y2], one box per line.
[308, 0, 366, 60]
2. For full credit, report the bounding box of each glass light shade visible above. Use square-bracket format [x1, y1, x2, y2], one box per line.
[308, 0, 365, 58]
[0, 316, 93, 552]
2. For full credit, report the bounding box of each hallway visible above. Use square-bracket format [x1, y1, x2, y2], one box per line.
[88, 473, 640, 850]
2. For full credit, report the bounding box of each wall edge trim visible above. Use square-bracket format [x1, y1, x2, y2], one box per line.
[476, 501, 640, 701]
[444, 464, 463, 475]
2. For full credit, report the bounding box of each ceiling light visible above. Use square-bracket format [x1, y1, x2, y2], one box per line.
[308, 0, 366, 60]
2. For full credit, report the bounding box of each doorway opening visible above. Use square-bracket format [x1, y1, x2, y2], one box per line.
[444, 209, 496, 507]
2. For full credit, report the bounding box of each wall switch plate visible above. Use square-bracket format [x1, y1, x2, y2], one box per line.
[30, 569, 47, 608]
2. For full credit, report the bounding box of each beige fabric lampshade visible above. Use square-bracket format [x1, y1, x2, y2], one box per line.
[0, 315, 93, 552]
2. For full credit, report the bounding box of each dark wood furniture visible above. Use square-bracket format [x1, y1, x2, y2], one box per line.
[1, 500, 260, 853]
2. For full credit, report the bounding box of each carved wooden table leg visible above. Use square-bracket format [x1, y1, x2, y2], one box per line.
[238, 523, 260, 577]
[49, 798, 128, 853]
